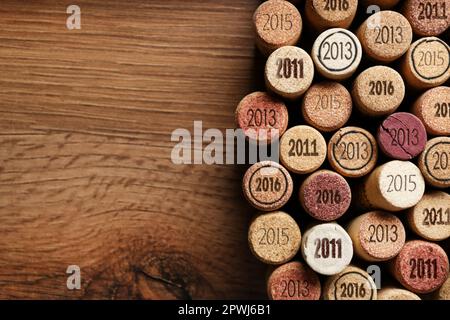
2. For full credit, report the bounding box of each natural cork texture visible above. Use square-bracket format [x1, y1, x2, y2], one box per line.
[347, 211, 406, 262]
[265, 46, 314, 100]
[301, 223, 353, 276]
[377, 112, 428, 160]
[357, 160, 425, 211]
[280, 125, 327, 174]
[357, 11, 413, 62]
[352, 66, 405, 116]
[403, 0, 450, 36]
[377, 287, 421, 300]
[390, 240, 449, 294]
[401, 37, 450, 89]
[328, 126, 378, 178]
[243, 161, 293, 212]
[323, 265, 378, 300]
[418, 137, 450, 188]
[302, 82, 352, 132]
[412, 86, 450, 136]
[312, 28, 362, 80]
[362, 0, 400, 9]
[435, 276, 450, 300]
[299, 170, 352, 221]
[235, 91, 288, 143]
[407, 191, 450, 241]
[254, 0, 302, 56]
[267, 261, 321, 300]
[305, 0, 358, 31]
[248, 211, 301, 265]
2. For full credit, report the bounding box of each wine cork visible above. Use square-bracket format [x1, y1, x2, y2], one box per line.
[312, 28, 363, 80]
[362, 0, 400, 9]
[377, 112, 428, 160]
[412, 86, 450, 136]
[253, 0, 303, 56]
[248, 211, 302, 265]
[322, 265, 378, 300]
[407, 191, 450, 241]
[299, 170, 352, 221]
[267, 261, 321, 300]
[390, 240, 449, 294]
[328, 127, 378, 178]
[401, 37, 450, 89]
[235, 92, 289, 143]
[301, 82, 353, 132]
[403, 0, 450, 36]
[435, 276, 450, 300]
[265, 46, 315, 100]
[301, 223, 353, 276]
[347, 211, 406, 262]
[418, 137, 450, 188]
[352, 66, 405, 116]
[357, 11, 413, 62]
[377, 287, 421, 300]
[305, 0, 358, 31]
[243, 161, 294, 212]
[280, 125, 327, 174]
[358, 160, 425, 211]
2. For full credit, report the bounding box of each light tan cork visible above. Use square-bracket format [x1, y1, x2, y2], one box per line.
[328, 126, 378, 178]
[254, 0, 303, 56]
[401, 37, 450, 89]
[305, 0, 358, 31]
[347, 211, 406, 262]
[323, 265, 378, 300]
[302, 82, 352, 132]
[418, 137, 450, 188]
[435, 276, 450, 300]
[407, 191, 450, 241]
[412, 86, 450, 136]
[356, 160, 425, 211]
[248, 211, 302, 265]
[357, 11, 413, 62]
[378, 287, 421, 300]
[403, 0, 450, 36]
[265, 46, 314, 100]
[280, 125, 327, 174]
[352, 66, 405, 116]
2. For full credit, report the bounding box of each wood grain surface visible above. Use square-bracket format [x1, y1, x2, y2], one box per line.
[0, 0, 267, 299]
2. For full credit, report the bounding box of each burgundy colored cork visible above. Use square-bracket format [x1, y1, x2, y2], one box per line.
[377, 112, 427, 160]
[403, 0, 450, 36]
[267, 261, 321, 300]
[235, 92, 288, 144]
[391, 240, 449, 294]
[299, 170, 351, 221]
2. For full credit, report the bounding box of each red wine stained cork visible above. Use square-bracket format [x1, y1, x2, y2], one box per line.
[301, 82, 353, 132]
[312, 28, 363, 80]
[412, 86, 450, 136]
[299, 170, 352, 221]
[248, 211, 302, 265]
[305, 0, 358, 31]
[407, 191, 450, 241]
[362, 0, 400, 9]
[267, 261, 321, 300]
[265, 46, 315, 100]
[328, 127, 378, 178]
[347, 211, 406, 262]
[418, 137, 450, 188]
[390, 240, 449, 294]
[235, 92, 288, 143]
[377, 287, 421, 300]
[352, 66, 405, 116]
[322, 265, 378, 300]
[435, 276, 450, 300]
[243, 161, 294, 212]
[403, 0, 450, 36]
[301, 223, 353, 275]
[280, 125, 327, 174]
[377, 112, 428, 160]
[253, 0, 303, 56]
[357, 11, 413, 62]
[401, 37, 450, 89]
[357, 160, 425, 211]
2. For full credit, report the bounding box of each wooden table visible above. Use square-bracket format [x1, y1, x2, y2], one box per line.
[0, 0, 267, 299]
